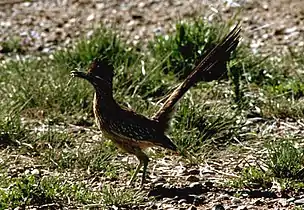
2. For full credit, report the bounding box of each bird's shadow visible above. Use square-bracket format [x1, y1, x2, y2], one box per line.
[148, 182, 282, 205]
[148, 183, 209, 204]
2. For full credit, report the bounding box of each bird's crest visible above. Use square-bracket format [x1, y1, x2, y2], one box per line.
[87, 58, 114, 83]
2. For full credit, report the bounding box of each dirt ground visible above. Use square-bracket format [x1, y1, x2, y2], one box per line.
[1, 0, 304, 209]
[1, 0, 303, 57]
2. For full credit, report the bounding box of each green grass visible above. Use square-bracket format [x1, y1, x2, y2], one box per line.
[101, 185, 145, 207]
[0, 36, 24, 54]
[0, 173, 100, 208]
[0, 172, 143, 209]
[229, 140, 304, 191]
[266, 140, 304, 179]
[0, 17, 303, 208]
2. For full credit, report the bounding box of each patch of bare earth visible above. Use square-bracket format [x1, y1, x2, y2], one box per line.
[1, 0, 304, 209]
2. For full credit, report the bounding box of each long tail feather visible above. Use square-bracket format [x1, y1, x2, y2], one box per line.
[152, 24, 241, 131]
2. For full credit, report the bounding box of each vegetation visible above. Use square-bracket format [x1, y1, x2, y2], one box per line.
[0, 17, 303, 208]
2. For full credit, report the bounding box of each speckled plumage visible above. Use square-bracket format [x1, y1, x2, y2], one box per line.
[71, 25, 241, 185]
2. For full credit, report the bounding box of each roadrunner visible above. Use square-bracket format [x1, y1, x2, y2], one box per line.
[71, 25, 240, 186]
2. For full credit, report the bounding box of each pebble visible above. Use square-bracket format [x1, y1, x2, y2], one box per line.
[178, 199, 187, 204]
[287, 197, 295, 203]
[189, 182, 201, 188]
[188, 169, 200, 175]
[217, 194, 230, 201]
[31, 168, 40, 175]
[294, 198, 304, 205]
[204, 181, 214, 188]
[274, 198, 287, 207]
[153, 182, 165, 188]
[236, 206, 248, 210]
[232, 197, 242, 204]
[152, 177, 166, 183]
[242, 193, 249, 198]
[190, 194, 205, 206]
[212, 204, 225, 210]
[186, 175, 200, 182]
[187, 206, 197, 210]
[253, 198, 264, 205]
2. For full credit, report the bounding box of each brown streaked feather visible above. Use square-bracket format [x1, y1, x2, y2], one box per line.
[152, 25, 241, 131]
[93, 92, 177, 151]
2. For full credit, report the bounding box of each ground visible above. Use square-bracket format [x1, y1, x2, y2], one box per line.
[0, 0, 304, 209]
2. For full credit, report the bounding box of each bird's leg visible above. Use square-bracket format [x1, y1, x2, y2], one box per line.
[128, 149, 149, 186]
[129, 161, 143, 185]
[141, 155, 149, 186]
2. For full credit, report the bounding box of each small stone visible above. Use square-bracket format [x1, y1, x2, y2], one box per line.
[294, 198, 304, 205]
[87, 14, 95, 21]
[284, 27, 297, 34]
[154, 182, 164, 188]
[138, 2, 145, 8]
[178, 199, 187, 204]
[186, 175, 200, 182]
[162, 183, 171, 188]
[189, 194, 204, 206]
[22, 1, 31, 6]
[31, 169, 39, 175]
[242, 193, 249, 198]
[204, 181, 214, 188]
[246, 205, 257, 210]
[188, 169, 200, 175]
[212, 204, 225, 210]
[162, 197, 173, 203]
[254, 198, 264, 205]
[152, 177, 166, 183]
[149, 204, 157, 209]
[217, 194, 230, 201]
[278, 198, 288, 207]
[187, 206, 197, 210]
[236, 206, 247, 210]
[189, 182, 201, 188]
[232, 197, 242, 204]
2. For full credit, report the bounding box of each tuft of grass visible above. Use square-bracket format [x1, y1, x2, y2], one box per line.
[229, 140, 304, 190]
[229, 166, 272, 189]
[44, 139, 118, 175]
[0, 26, 140, 118]
[171, 98, 243, 156]
[149, 19, 234, 80]
[0, 115, 28, 148]
[265, 79, 304, 100]
[53, 27, 138, 71]
[260, 97, 304, 119]
[0, 173, 100, 208]
[266, 140, 304, 179]
[101, 184, 145, 207]
[0, 37, 24, 54]
[229, 44, 304, 119]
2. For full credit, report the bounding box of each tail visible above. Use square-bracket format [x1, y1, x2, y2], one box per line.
[152, 24, 241, 131]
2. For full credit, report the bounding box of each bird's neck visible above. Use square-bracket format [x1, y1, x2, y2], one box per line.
[93, 87, 119, 113]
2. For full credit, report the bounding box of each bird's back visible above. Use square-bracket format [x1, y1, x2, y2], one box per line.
[93, 94, 177, 151]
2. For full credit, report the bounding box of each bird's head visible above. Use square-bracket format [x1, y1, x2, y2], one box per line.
[71, 58, 114, 88]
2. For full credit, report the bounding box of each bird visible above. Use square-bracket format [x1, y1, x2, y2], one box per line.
[71, 25, 241, 186]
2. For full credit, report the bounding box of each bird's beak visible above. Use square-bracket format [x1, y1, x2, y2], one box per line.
[70, 71, 90, 80]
